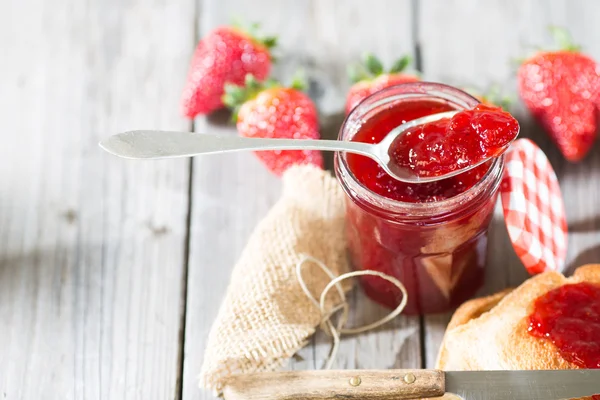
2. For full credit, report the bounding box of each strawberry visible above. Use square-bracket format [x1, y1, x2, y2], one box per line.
[345, 53, 420, 114]
[223, 75, 323, 176]
[517, 27, 600, 161]
[181, 24, 276, 118]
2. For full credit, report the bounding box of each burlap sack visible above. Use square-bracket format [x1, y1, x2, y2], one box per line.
[199, 164, 351, 393]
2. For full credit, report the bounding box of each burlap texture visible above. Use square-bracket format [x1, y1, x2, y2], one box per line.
[199, 164, 350, 393]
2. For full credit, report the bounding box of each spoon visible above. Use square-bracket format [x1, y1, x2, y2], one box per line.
[99, 110, 505, 184]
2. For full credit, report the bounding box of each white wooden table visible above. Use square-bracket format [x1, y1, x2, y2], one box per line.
[2, 0, 599, 398]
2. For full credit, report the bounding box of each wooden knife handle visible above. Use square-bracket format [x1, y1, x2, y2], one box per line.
[222, 369, 445, 400]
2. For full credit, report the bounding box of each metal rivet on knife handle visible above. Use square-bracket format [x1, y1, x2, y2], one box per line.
[349, 376, 361, 386]
[403, 373, 416, 384]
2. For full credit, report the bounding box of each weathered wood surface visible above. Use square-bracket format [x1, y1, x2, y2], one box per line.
[419, 0, 600, 368]
[183, 2, 421, 399]
[0, 0, 195, 398]
[2, 0, 600, 399]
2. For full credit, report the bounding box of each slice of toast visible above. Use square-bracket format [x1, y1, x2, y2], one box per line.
[435, 264, 600, 400]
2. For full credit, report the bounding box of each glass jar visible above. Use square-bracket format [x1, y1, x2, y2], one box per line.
[335, 82, 504, 315]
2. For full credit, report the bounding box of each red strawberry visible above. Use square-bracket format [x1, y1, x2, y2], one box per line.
[181, 24, 276, 118]
[223, 75, 323, 176]
[345, 53, 420, 114]
[518, 27, 600, 161]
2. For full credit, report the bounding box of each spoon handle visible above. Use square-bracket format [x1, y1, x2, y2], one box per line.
[99, 130, 376, 160]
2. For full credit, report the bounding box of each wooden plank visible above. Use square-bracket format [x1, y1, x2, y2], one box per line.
[309, 0, 421, 373]
[182, 1, 420, 399]
[418, 0, 600, 368]
[0, 0, 195, 398]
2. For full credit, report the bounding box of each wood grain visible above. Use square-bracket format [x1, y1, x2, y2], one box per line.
[221, 370, 445, 400]
[418, 0, 600, 368]
[0, 0, 195, 398]
[182, 3, 283, 400]
[3, 0, 600, 399]
[183, 1, 421, 400]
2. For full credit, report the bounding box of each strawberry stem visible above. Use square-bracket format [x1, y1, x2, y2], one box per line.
[364, 53, 384, 76]
[228, 19, 279, 54]
[289, 69, 307, 91]
[548, 26, 581, 52]
[389, 55, 411, 73]
[347, 64, 370, 83]
[223, 74, 273, 121]
[348, 52, 414, 83]
[262, 36, 278, 50]
[223, 72, 306, 121]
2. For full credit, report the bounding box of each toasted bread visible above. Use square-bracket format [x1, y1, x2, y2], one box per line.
[435, 264, 600, 399]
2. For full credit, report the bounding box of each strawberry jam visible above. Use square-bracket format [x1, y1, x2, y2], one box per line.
[389, 105, 519, 179]
[528, 282, 600, 369]
[335, 82, 505, 314]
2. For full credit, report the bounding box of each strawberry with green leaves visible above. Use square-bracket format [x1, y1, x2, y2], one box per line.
[223, 75, 323, 176]
[181, 23, 276, 118]
[518, 27, 600, 161]
[345, 53, 420, 114]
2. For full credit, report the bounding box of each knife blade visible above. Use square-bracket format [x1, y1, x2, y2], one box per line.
[446, 369, 600, 399]
[221, 369, 600, 400]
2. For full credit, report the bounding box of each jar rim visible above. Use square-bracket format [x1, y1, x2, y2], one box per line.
[334, 81, 505, 221]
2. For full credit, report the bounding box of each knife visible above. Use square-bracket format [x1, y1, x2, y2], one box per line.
[221, 369, 600, 400]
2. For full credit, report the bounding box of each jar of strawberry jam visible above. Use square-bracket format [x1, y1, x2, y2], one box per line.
[335, 82, 505, 315]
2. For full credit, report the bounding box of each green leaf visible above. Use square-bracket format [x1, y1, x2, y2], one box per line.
[347, 64, 369, 83]
[262, 36, 278, 49]
[548, 25, 581, 52]
[389, 55, 411, 73]
[264, 78, 280, 89]
[498, 95, 514, 111]
[363, 53, 384, 76]
[230, 16, 244, 30]
[222, 92, 236, 108]
[230, 106, 241, 123]
[221, 74, 287, 121]
[244, 73, 261, 91]
[222, 83, 247, 123]
[289, 69, 307, 91]
[222, 83, 247, 109]
[228, 19, 278, 54]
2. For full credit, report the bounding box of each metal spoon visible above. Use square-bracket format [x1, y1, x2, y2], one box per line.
[99, 110, 509, 184]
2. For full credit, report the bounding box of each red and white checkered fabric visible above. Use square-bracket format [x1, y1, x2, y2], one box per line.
[500, 138, 568, 275]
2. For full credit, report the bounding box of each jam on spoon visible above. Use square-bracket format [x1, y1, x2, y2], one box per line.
[388, 104, 520, 179]
[348, 101, 519, 203]
[527, 282, 600, 369]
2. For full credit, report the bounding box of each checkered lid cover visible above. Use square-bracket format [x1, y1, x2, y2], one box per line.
[500, 138, 568, 275]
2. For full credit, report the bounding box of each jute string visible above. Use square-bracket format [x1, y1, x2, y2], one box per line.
[199, 165, 409, 394]
[295, 254, 408, 370]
